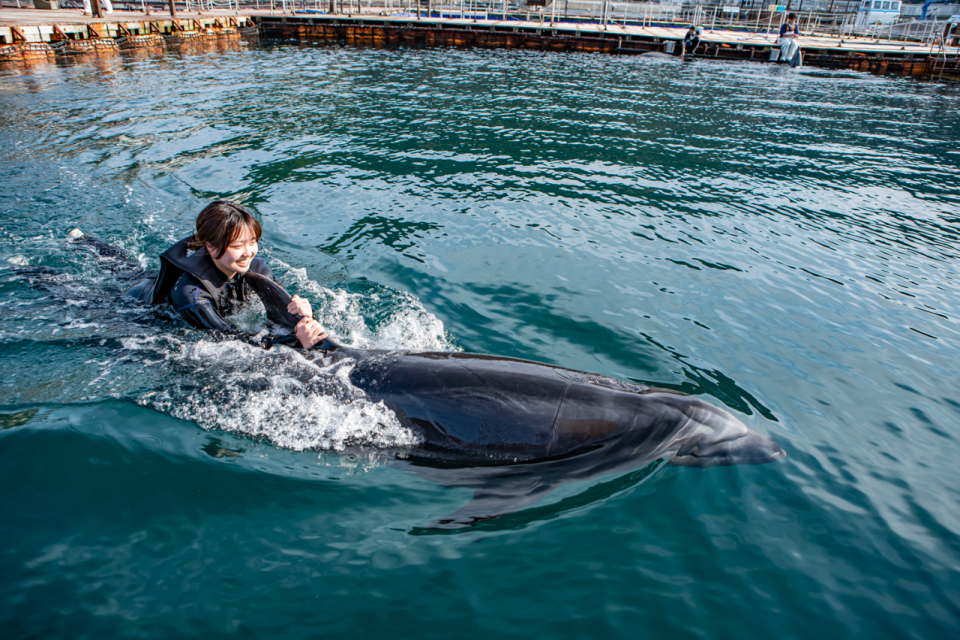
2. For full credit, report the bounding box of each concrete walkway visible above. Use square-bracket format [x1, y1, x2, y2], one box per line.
[2, 8, 957, 57]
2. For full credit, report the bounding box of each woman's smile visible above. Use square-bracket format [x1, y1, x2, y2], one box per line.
[208, 224, 259, 278]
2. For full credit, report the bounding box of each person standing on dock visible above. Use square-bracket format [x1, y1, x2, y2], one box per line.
[82, 0, 114, 16]
[778, 13, 802, 67]
[680, 26, 702, 61]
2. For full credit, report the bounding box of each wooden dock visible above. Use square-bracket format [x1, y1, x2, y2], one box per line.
[2, 8, 959, 80]
[0, 8, 251, 61]
[254, 12, 960, 79]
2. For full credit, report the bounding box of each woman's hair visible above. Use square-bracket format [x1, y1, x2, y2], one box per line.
[188, 200, 262, 259]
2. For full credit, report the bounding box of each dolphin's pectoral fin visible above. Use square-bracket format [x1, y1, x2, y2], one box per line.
[423, 465, 581, 529]
[428, 485, 553, 530]
[417, 459, 670, 533]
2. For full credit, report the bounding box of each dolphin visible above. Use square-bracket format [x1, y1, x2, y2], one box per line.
[245, 272, 786, 528]
[14, 234, 787, 529]
[640, 51, 681, 60]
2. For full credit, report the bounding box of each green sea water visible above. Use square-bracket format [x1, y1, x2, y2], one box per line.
[1, 45, 959, 639]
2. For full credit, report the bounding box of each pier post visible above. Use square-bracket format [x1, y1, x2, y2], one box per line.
[168, 0, 178, 18]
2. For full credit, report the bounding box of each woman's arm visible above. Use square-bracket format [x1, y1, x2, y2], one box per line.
[170, 275, 234, 331]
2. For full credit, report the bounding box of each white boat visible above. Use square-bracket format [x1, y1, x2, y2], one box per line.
[855, 0, 902, 28]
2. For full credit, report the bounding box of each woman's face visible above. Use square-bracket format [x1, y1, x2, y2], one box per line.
[207, 224, 258, 278]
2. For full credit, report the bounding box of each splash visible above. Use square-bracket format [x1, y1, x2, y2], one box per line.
[3, 226, 454, 455]
[137, 260, 456, 453]
[274, 260, 458, 353]
[138, 338, 422, 452]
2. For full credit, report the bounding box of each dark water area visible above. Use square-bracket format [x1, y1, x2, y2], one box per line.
[2, 44, 960, 638]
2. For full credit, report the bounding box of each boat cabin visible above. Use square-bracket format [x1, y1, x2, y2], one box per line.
[855, 0, 903, 27]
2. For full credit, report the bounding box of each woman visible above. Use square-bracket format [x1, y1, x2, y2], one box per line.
[126, 201, 327, 349]
[778, 13, 802, 67]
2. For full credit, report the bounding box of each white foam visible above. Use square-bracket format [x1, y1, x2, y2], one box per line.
[223, 294, 270, 335]
[136, 337, 422, 453]
[274, 259, 458, 352]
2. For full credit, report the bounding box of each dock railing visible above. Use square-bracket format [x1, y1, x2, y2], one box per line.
[0, 0, 954, 46]
[241, 0, 945, 44]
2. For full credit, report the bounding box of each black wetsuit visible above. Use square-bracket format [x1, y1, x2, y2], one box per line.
[683, 31, 700, 55]
[169, 255, 273, 331]
[125, 236, 298, 346]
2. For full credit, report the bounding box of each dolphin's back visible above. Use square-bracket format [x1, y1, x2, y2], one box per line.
[348, 351, 657, 463]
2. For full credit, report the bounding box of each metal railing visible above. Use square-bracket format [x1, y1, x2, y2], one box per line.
[0, 0, 953, 46]
[251, 0, 875, 39]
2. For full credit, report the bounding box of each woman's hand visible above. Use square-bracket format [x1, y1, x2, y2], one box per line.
[288, 295, 313, 319]
[295, 317, 328, 349]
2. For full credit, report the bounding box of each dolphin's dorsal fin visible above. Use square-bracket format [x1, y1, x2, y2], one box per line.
[243, 272, 341, 350]
[243, 271, 301, 331]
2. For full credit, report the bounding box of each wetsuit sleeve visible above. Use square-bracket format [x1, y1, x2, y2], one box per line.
[170, 273, 234, 332]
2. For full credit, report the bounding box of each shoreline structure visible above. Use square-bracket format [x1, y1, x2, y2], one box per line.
[2, 7, 958, 79]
